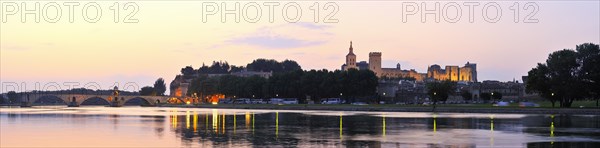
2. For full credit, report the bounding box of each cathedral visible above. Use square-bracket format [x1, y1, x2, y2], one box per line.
[341, 41, 478, 82]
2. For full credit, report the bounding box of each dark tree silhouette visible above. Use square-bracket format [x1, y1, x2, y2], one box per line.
[426, 80, 456, 111]
[154, 78, 167, 96]
[181, 66, 195, 76]
[460, 90, 473, 101]
[527, 43, 598, 108]
[139, 86, 156, 96]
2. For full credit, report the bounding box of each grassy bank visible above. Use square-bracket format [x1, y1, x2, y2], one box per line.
[160, 102, 600, 115]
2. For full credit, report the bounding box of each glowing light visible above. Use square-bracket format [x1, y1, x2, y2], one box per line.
[276, 111, 279, 139]
[245, 112, 251, 128]
[193, 111, 198, 132]
[339, 112, 343, 140]
[212, 102, 218, 105]
[171, 110, 178, 128]
[382, 114, 386, 138]
[490, 115, 495, 131]
[233, 112, 237, 134]
[550, 115, 555, 137]
[186, 111, 190, 129]
[433, 114, 437, 133]
[186, 101, 191, 105]
[490, 114, 495, 146]
[212, 109, 218, 133]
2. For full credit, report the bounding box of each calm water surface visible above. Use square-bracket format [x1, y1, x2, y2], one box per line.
[1, 106, 599, 147]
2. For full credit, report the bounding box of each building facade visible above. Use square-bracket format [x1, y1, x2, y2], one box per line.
[343, 41, 357, 71]
[341, 41, 477, 82]
[426, 63, 477, 82]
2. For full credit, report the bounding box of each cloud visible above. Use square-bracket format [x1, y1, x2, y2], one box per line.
[228, 35, 326, 49]
[293, 22, 331, 30]
[1, 44, 31, 51]
[216, 22, 334, 50]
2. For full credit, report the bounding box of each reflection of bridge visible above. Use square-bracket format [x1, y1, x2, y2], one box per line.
[19, 93, 171, 107]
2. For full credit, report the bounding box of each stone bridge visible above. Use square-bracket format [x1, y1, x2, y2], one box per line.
[19, 93, 173, 107]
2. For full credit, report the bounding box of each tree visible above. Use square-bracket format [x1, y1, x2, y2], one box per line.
[427, 80, 456, 111]
[154, 78, 167, 96]
[246, 59, 301, 73]
[0, 95, 5, 104]
[526, 45, 594, 108]
[7, 91, 19, 103]
[181, 66, 195, 76]
[139, 86, 157, 96]
[527, 64, 558, 107]
[230, 65, 245, 73]
[282, 60, 302, 72]
[480, 93, 492, 103]
[575, 43, 600, 107]
[491, 91, 503, 101]
[460, 90, 473, 101]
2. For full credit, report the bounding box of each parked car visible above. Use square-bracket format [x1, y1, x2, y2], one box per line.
[422, 102, 432, 106]
[519, 102, 540, 107]
[270, 98, 284, 104]
[495, 101, 510, 106]
[251, 99, 265, 104]
[218, 98, 233, 104]
[234, 98, 251, 104]
[321, 98, 343, 104]
[282, 98, 298, 104]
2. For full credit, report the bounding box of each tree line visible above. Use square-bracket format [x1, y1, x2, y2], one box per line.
[186, 69, 378, 103]
[526, 43, 599, 108]
[139, 78, 167, 96]
[180, 59, 302, 77]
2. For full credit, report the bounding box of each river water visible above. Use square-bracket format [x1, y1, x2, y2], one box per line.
[1, 106, 599, 147]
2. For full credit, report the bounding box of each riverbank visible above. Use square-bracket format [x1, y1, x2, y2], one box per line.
[159, 104, 600, 115]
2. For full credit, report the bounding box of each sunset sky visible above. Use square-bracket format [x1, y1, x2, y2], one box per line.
[1, 1, 599, 93]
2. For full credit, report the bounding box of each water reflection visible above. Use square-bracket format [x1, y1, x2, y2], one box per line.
[339, 112, 343, 140]
[490, 114, 495, 146]
[275, 111, 279, 139]
[193, 111, 198, 133]
[1, 107, 600, 147]
[382, 114, 386, 138]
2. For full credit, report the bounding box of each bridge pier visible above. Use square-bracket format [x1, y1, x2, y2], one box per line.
[20, 94, 32, 107]
[110, 97, 123, 107]
[67, 96, 79, 107]
[110, 103, 122, 107]
[19, 93, 170, 107]
[20, 102, 32, 107]
[67, 101, 80, 107]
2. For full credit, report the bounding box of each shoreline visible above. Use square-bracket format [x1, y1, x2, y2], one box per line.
[2, 104, 598, 115]
[158, 104, 600, 115]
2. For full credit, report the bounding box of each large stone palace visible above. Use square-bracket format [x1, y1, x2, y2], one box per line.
[341, 41, 478, 82]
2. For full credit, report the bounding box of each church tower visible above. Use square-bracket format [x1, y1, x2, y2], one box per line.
[344, 41, 357, 70]
[369, 52, 382, 76]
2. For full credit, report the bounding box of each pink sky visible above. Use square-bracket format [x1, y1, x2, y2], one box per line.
[1, 1, 599, 93]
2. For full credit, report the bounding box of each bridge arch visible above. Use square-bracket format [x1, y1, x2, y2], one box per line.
[32, 95, 67, 105]
[81, 97, 111, 106]
[29, 94, 70, 105]
[166, 97, 185, 104]
[123, 97, 152, 106]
